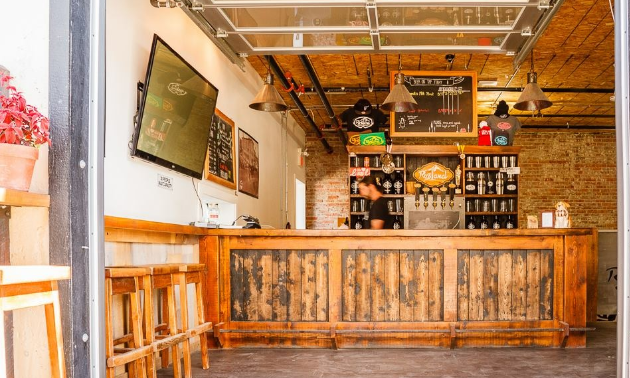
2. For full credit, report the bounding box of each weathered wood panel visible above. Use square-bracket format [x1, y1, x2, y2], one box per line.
[457, 250, 469, 321]
[399, 250, 414, 321]
[316, 250, 329, 321]
[540, 249, 554, 320]
[287, 250, 302, 321]
[230, 250, 245, 321]
[384, 250, 400, 321]
[483, 250, 498, 321]
[428, 250, 444, 321]
[371, 250, 386, 321]
[468, 250, 484, 320]
[512, 250, 528, 320]
[526, 250, 541, 320]
[259, 250, 273, 321]
[231, 249, 327, 322]
[413, 250, 429, 322]
[342, 250, 356, 321]
[356, 250, 371, 321]
[497, 250, 513, 321]
[301, 251, 317, 321]
[272, 250, 288, 321]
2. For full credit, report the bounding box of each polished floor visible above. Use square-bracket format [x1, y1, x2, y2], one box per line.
[157, 322, 616, 378]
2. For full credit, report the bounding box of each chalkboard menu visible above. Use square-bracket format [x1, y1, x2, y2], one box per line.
[205, 109, 236, 189]
[390, 71, 477, 137]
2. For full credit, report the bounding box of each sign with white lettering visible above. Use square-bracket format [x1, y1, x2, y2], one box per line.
[349, 167, 371, 177]
[413, 162, 454, 187]
[390, 71, 477, 138]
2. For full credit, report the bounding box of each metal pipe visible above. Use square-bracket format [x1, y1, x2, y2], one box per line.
[267, 55, 333, 154]
[299, 55, 348, 147]
[303, 86, 614, 94]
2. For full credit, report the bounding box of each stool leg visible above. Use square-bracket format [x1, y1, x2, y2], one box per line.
[177, 273, 192, 378]
[160, 289, 169, 369]
[45, 282, 67, 378]
[142, 276, 156, 378]
[167, 285, 182, 378]
[195, 280, 209, 369]
[105, 278, 115, 378]
[130, 278, 147, 378]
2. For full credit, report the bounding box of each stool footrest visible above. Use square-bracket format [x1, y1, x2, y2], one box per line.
[187, 322, 213, 338]
[107, 345, 153, 368]
[152, 332, 188, 352]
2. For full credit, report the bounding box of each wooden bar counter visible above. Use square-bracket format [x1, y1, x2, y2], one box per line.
[104, 217, 597, 349]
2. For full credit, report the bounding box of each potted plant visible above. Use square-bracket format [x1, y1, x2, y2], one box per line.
[0, 74, 50, 191]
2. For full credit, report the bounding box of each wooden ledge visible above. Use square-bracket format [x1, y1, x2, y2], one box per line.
[0, 265, 70, 285]
[0, 188, 50, 208]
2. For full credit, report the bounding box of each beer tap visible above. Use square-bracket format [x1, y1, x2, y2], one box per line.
[422, 187, 430, 209]
[440, 186, 447, 209]
[414, 183, 422, 210]
[448, 183, 456, 209]
[432, 187, 439, 209]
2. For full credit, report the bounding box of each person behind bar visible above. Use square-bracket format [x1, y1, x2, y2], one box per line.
[340, 98, 387, 134]
[358, 176, 394, 229]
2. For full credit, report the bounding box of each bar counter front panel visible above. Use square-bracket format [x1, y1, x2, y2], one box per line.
[200, 229, 594, 349]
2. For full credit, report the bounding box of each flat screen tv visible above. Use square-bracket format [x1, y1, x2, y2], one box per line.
[131, 34, 219, 179]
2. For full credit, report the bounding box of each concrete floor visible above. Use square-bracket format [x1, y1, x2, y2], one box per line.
[157, 322, 616, 378]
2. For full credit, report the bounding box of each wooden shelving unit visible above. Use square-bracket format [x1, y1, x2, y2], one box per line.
[0, 188, 50, 208]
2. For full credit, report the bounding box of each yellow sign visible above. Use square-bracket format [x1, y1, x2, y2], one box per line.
[348, 133, 361, 145]
[413, 162, 454, 187]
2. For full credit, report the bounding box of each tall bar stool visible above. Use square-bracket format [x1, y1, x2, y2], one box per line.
[105, 267, 153, 378]
[137, 264, 187, 378]
[173, 263, 213, 376]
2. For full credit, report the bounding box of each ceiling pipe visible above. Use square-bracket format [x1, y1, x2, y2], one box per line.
[298, 55, 348, 147]
[266, 55, 333, 154]
[304, 86, 614, 94]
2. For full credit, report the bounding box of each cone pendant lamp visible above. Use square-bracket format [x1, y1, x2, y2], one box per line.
[381, 72, 418, 112]
[513, 52, 552, 112]
[249, 72, 288, 112]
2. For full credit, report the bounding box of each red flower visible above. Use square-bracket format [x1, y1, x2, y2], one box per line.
[0, 74, 51, 147]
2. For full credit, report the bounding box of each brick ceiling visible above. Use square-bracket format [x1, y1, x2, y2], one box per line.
[247, 0, 615, 133]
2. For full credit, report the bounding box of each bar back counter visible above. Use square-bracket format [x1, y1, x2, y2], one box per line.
[105, 216, 597, 349]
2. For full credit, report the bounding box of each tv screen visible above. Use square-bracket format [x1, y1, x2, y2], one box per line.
[132, 35, 219, 179]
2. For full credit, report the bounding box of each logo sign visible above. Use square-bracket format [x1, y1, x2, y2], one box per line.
[353, 116, 374, 129]
[157, 173, 173, 190]
[413, 162, 454, 187]
[349, 167, 371, 177]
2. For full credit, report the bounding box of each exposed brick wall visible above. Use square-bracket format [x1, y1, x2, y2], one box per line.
[306, 131, 617, 230]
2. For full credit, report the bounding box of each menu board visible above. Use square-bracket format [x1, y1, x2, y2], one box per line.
[205, 109, 236, 189]
[390, 71, 477, 137]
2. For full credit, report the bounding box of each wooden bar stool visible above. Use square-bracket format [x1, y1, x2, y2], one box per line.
[105, 267, 153, 378]
[174, 263, 213, 377]
[136, 264, 187, 378]
[0, 265, 70, 378]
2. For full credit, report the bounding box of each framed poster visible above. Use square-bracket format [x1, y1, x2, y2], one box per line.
[540, 211, 555, 228]
[205, 109, 236, 189]
[389, 70, 477, 138]
[238, 129, 259, 198]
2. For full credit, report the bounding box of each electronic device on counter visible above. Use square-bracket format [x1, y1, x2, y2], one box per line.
[232, 214, 261, 229]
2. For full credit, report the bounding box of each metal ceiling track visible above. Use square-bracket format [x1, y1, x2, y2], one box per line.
[267, 55, 334, 154]
[298, 55, 348, 146]
[302, 86, 615, 94]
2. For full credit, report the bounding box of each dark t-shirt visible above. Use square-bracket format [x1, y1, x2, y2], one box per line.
[486, 114, 521, 146]
[368, 196, 395, 229]
[341, 108, 387, 133]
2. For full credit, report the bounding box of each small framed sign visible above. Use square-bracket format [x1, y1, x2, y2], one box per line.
[540, 211, 555, 228]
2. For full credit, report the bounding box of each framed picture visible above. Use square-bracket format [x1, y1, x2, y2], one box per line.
[205, 109, 236, 189]
[540, 211, 555, 228]
[238, 129, 259, 198]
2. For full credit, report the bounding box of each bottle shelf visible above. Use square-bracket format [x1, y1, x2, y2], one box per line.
[350, 194, 405, 198]
[466, 212, 518, 215]
[464, 167, 505, 171]
[352, 167, 405, 171]
[464, 194, 518, 198]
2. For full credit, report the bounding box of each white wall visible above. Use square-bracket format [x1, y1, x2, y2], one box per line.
[0, 2, 51, 377]
[105, 0, 305, 228]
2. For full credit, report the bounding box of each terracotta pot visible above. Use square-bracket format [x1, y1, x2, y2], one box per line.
[0, 144, 39, 191]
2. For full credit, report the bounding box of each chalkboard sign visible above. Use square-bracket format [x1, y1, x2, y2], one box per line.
[205, 109, 236, 189]
[390, 71, 477, 138]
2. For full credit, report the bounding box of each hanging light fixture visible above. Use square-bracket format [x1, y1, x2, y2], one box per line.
[381, 55, 418, 112]
[513, 51, 552, 112]
[249, 57, 288, 112]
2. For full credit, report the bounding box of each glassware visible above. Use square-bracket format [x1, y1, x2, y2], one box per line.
[493, 156, 500, 168]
